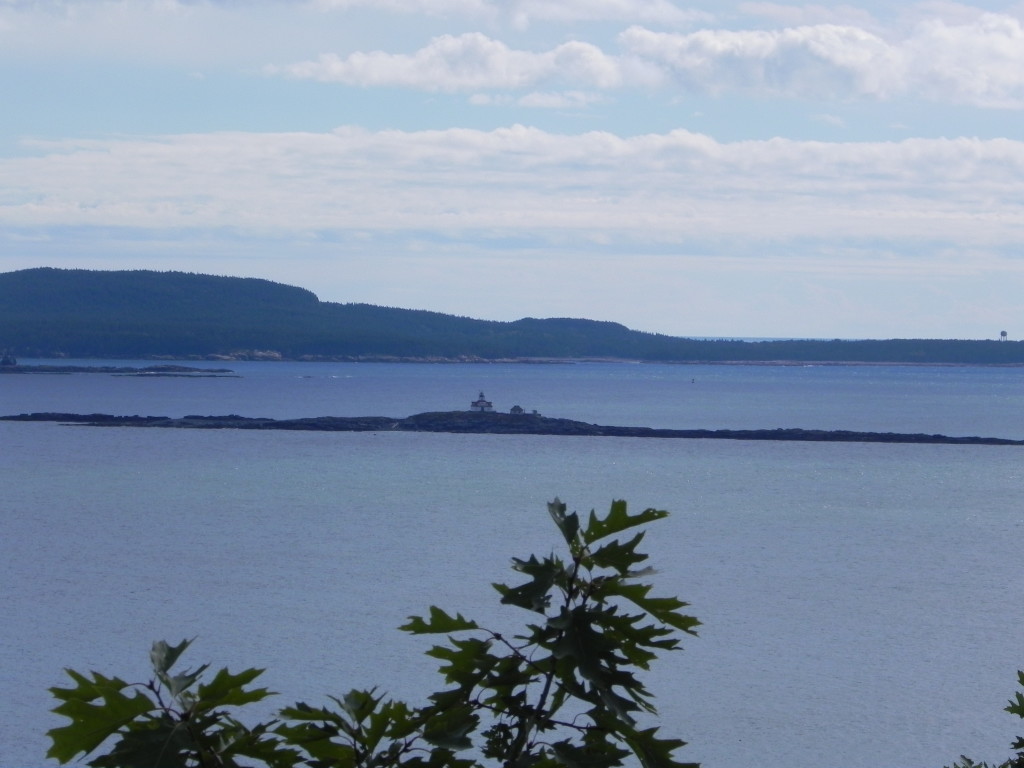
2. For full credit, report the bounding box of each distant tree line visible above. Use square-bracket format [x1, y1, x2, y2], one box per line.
[2, 267, 1023, 364]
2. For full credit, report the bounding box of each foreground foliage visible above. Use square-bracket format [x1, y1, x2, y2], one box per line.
[48, 499, 701, 767]
[945, 671, 1024, 768]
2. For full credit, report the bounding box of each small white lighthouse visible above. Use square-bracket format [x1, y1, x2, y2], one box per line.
[470, 392, 494, 412]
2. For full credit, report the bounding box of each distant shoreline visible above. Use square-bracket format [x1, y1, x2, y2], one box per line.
[0, 364, 236, 376]
[6, 269, 1023, 365]
[4, 358, 1024, 370]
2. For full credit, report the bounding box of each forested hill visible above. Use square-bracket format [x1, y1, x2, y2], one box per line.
[1, 267, 1022, 364]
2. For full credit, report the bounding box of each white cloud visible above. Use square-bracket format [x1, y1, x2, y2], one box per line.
[620, 14, 1024, 107]
[506, 0, 711, 28]
[5, 0, 1024, 338]
[275, 33, 630, 91]
[5, 127, 1024, 249]
[897, 1, 1001, 27]
[469, 90, 605, 108]
[7, 122, 1024, 337]
[269, 12, 1024, 109]
[309, 0, 708, 26]
[6, 1, 1024, 110]
[902, 14, 1024, 107]
[516, 90, 604, 108]
[737, 2, 880, 30]
[309, 0, 495, 15]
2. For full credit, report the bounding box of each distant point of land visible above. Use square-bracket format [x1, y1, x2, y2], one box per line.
[0, 363, 236, 376]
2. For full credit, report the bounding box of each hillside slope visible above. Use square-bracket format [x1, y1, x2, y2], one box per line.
[1, 267, 1022, 364]
[0, 268, 658, 359]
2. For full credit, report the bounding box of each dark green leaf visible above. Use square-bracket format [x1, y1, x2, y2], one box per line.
[50, 669, 133, 704]
[150, 638, 210, 699]
[195, 667, 273, 711]
[87, 719, 191, 768]
[582, 501, 669, 546]
[421, 704, 478, 751]
[400, 606, 480, 635]
[165, 664, 210, 699]
[548, 498, 580, 550]
[278, 700, 346, 725]
[221, 725, 302, 768]
[622, 726, 694, 768]
[614, 583, 701, 636]
[47, 677, 155, 763]
[339, 688, 380, 723]
[274, 720, 355, 764]
[494, 555, 560, 613]
[587, 532, 649, 575]
[1007, 689, 1024, 718]
[425, 636, 498, 688]
[550, 737, 630, 768]
[150, 639, 194, 679]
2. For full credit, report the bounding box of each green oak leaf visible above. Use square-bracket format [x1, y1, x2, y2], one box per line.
[400, 606, 480, 635]
[195, 667, 273, 712]
[47, 675, 155, 763]
[548, 498, 581, 550]
[150, 638, 194, 678]
[582, 501, 669, 546]
[614, 583, 701, 636]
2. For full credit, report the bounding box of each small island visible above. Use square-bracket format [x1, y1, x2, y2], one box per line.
[3, 410, 1021, 446]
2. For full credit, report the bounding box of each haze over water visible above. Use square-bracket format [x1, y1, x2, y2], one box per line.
[3, 360, 1023, 767]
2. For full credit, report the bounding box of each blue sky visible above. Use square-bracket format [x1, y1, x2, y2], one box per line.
[3, 0, 1024, 339]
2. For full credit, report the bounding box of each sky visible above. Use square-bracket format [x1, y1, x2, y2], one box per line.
[2, 0, 1024, 339]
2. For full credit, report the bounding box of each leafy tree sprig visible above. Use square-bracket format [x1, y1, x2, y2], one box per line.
[48, 499, 699, 768]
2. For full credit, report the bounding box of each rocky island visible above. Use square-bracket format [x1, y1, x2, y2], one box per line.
[3, 410, 1022, 446]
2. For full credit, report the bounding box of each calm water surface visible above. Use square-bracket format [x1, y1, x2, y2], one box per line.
[2, 361, 1023, 767]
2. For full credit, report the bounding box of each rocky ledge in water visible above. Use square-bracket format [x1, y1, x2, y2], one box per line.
[0, 364, 236, 376]
[3, 410, 1022, 446]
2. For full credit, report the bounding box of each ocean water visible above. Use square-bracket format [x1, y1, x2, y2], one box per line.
[2, 361, 1024, 768]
